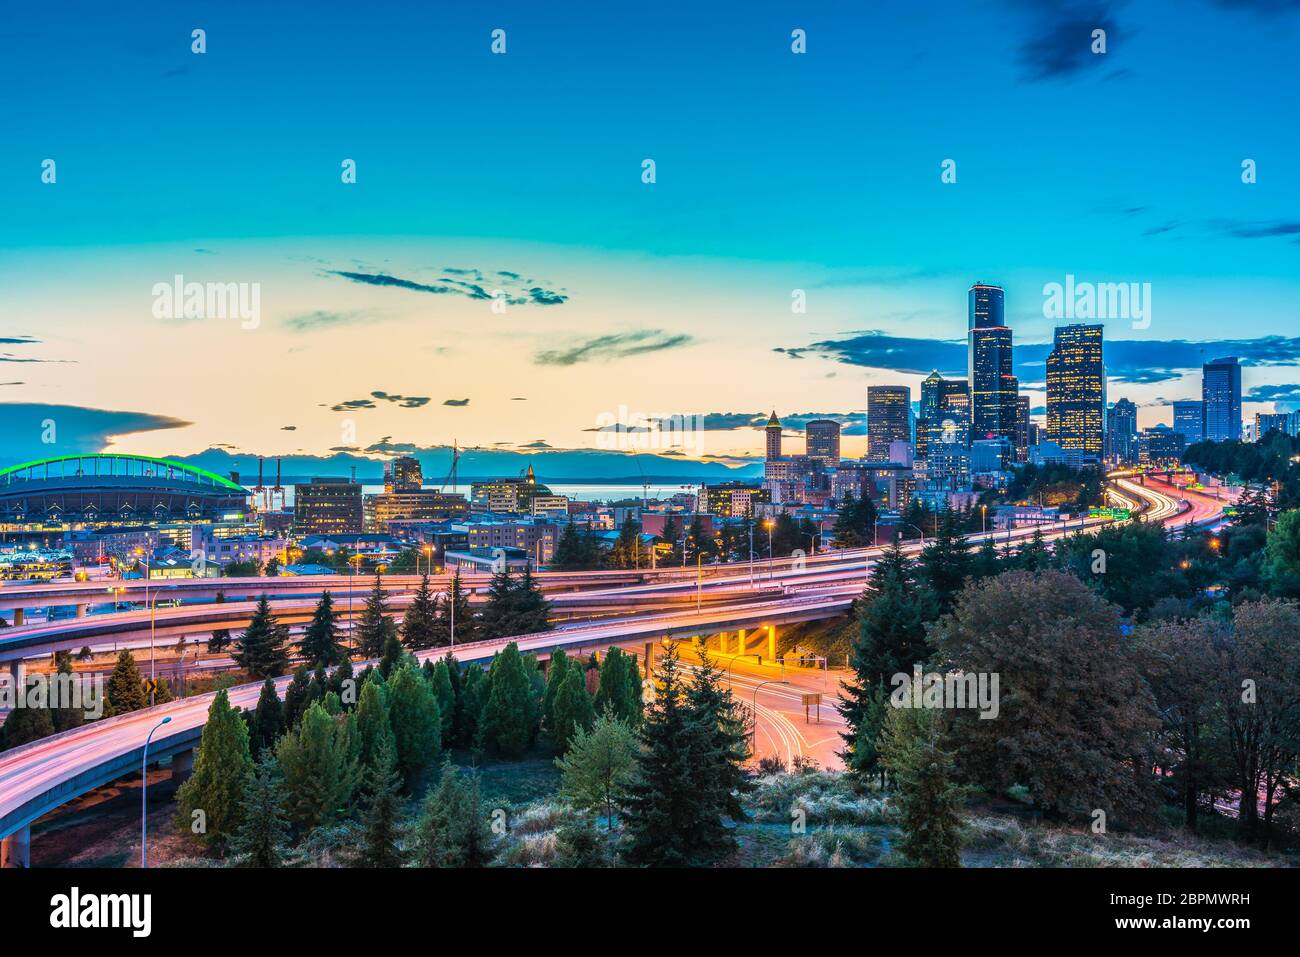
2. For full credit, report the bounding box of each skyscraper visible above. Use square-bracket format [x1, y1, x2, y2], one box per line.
[804, 419, 842, 469]
[968, 283, 1017, 443]
[1106, 398, 1138, 465]
[1045, 323, 1105, 458]
[765, 410, 782, 461]
[918, 372, 971, 458]
[384, 455, 423, 493]
[1015, 394, 1031, 463]
[1173, 399, 1204, 446]
[867, 386, 911, 462]
[1202, 357, 1242, 442]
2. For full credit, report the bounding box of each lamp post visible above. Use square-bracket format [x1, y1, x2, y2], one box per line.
[696, 552, 703, 614]
[135, 548, 157, 705]
[747, 520, 755, 588]
[141, 715, 172, 868]
[764, 520, 775, 580]
[980, 504, 987, 537]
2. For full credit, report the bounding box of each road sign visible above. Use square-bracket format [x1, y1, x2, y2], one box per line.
[802, 692, 822, 723]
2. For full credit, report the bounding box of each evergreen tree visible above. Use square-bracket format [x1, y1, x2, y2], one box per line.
[329, 656, 356, 709]
[175, 689, 254, 849]
[541, 648, 571, 733]
[104, 649, 147, 717]
[386, 664, 441, 787]
[413, 763, 497, 868]
[477, 568, 518, 640]
[433, 572, 476, 646]
[610, 515, 643, 568]
[400, 574, 440, 650]
[428, 659, 456, 742]
[378, 633, 405, 678]
[550, 665, 596, 751]
[208, 591, 232, 654]
[281, 667, 311, 730]
[480, 642, 538, 757]
[554, 819, 611, 867]
[51, 651, 85, 733]
[456, 664, 488, 750]
[657, 514, 682, 566]
[354, 676, 395, 777]
[684, 650, 753, 837]
[511, 568, 552, 635]
[832, 491, 878, 548]
[838, 542, 938, 779]
[355, 574, 398, 659]
[687, 513, 718, 561]
[879, 705, 964, 867]
[275, 702, 359, 831]
[229, 752, 289, 867]
[623, 644, 733, 866]
[918, 508, 973, 612]
[355, 734, 405, 867]
[1017, 527, 1051, 571]
[972, 537, 1002, 579]
[556, 712, 639, 830]
[249, 677, 283, 760]
[554, 522, 602, 570]
[232, 596, 291, 679]
[297, 591, 345, 667]
[0, 700, 54, 750]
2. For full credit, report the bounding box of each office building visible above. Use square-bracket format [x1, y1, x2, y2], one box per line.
[1202, 356, 1243, 442]
[765, 411, 783, 461]
[1172, 400, 1204, 446]
[1044, 323, 1105, 458]
[1106, 398, 1139, 465]
[1015, 394, 1031, 464]
[1256, 412, 1292, 439]
[805, 419, 842, 469]
[1139, 425, 1185, 467]
[294, 478, 364, 535]
[867, 385, 911, 462]
[968, 283, 1018, 443]
[384, 455, 423, 493]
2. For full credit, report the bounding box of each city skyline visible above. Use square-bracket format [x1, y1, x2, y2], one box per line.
[4, 1, 1300, 468]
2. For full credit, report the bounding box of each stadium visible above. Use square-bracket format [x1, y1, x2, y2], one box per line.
[0, 453, 249, 526]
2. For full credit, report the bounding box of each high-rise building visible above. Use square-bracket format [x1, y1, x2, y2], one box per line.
[1106, 398, 1139, 465]
[294, 478, 364, 535]
[1256, 412, 1291, 439]
[866, 386, 911, 462]
[968, 283, 1017, 443]
[765, 411, 782, 461]
[1202, 357, 1242, 443]
[384, 455, 423, 493]
[918, 372, 970, 458]
[1173, 400, 1204, 446]
[1044, 323, 1105, 458]
[804, 419, 841, 469]
[1015, 394, 1031, 464]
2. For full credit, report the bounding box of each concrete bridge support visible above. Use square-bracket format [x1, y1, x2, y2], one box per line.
[735, 629, 748, 656]
[11, 608, 22, 627]
[171, 748, 195, 781]
[76, 603, 88, 618]
[717, 631, 728, 654]
[7, 660, 25, 686]
[766, 625, 777, 661]
[1, 825, 30, 868]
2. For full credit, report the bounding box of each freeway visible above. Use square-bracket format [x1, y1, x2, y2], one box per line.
[0, 477, 1226, 860]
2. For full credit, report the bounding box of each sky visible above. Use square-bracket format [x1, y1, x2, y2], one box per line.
[2, 0, 1299, 472]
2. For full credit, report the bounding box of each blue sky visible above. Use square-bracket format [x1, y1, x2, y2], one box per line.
[2, 0, 1299, 467]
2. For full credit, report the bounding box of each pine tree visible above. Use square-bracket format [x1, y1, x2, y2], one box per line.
[298, 592, 345, 667]
[378, 632, 405, 678]
[428, 659, 456, 742]
[623, 644, 725, 866]
[412, 763, 496, 867]
[329, 656, 356, 709]
[275, 701, 358, 831]
[208, 591, 232, 654]
[550, 666, 596, 751]
[281, 667, 311, 729]
[175, 689, 254, 849]
[355, 574, 398, 658]
[972, 537, 1002, 579]
[554, 819, 611, 867]
[249, 677, 283, 759]
[355, 734, 405, 867]
[879, 705, 964, 867]
[456, 664, 487, 749]
[400, 574, 440, 650]
[683, 650, 753, 841]
[386, 663, 441, 787]
[556, 712, 639, 830]
[610, 515, 643, 568]
[0, 700, 54, 750]
[839, 542, 938, 779]
[433, 572, 476, 646]
[594, 647, 642, 726]
[104, 649, 147, 717]
[232, 596, 291, 678]
[541, 648, 571, 732]
[510, 568, 552, 635]
[480, 642, 537, 757]
[229, 752, 289, 867]
[477, 568, 518, 640]
[918, 508, 973, 612]
[51, 651, 85, 733]
[354, 676, 395, 778]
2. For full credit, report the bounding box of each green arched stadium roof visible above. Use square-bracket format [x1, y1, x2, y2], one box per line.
[0, 453, 245, 491]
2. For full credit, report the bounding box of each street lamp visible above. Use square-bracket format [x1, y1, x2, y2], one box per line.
[135, 548, 157, 705]
[764, 519, 775, 580]
[980, 504, 988, 537]
[141, 715, 172, 868]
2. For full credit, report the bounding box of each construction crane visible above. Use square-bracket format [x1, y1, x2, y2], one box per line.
[441, 441, 462, 493]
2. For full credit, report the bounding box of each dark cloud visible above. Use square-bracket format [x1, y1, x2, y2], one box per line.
[0, 336, 40, 345]
[1246, 383, 1300, 411]
[1010, 1, 1124, 82]
[284, 309, 380, 332]
[327, 267, 568, 306]
[330, 391, 431, 412]
[281, 425, 297, 431]
[535, 330, 695, 366]
[443, 398, 470, 407]
[0, 403, 192, 460]
[784, 330, 1300, 387]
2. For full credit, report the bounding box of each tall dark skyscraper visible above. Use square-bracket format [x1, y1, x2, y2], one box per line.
[918, 371, 970, 457]
[1015, 394, 1031, 463]
[804, 419, 841, 468]
[968, 283, 1017, 444]
[1202, 357, 1242, 442]
[1045, 323, 1105, 457]
[384, 455, 423, 493]
[1173, 400, 1204, 445]
[1106, 398, 1138, 465]
[867, 385, 911, 461]
[765, 410, 783, 460]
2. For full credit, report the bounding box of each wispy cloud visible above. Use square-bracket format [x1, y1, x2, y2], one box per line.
[534, 329, 695, 366]
[328, 390, 431, 411]
[1009, 0, 1125, 83]
[327, 267, 568, 307]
